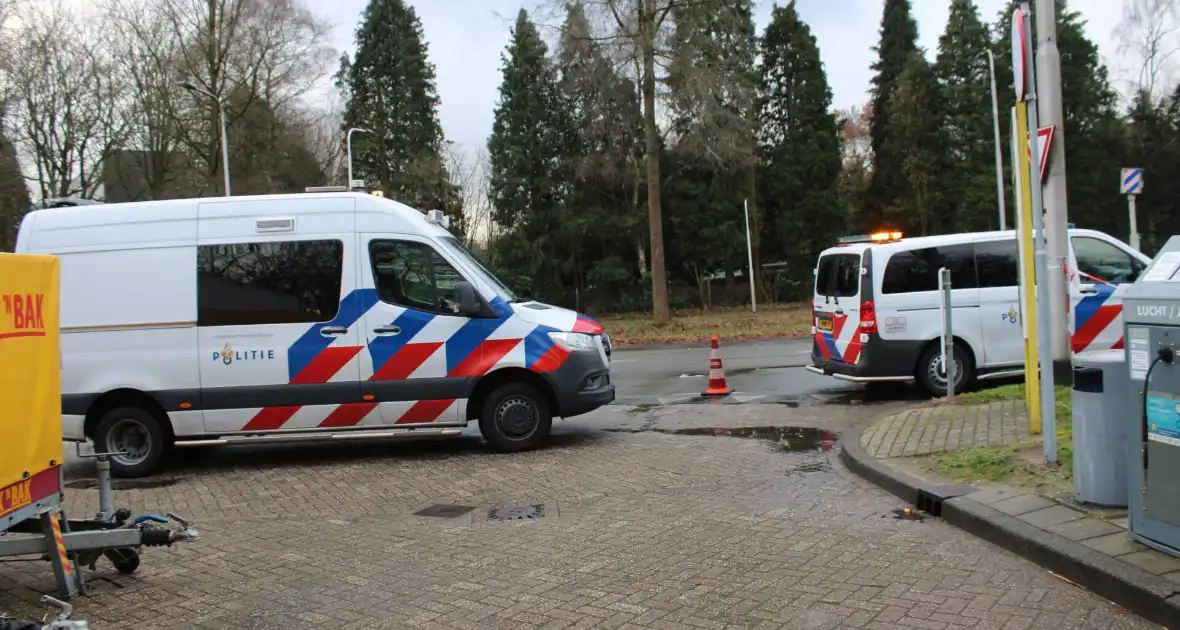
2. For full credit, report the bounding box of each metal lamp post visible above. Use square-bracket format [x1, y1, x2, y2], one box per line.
[347, 128, 372, 189]
[984, 50, 1007, 230]
[177, 81, 231, 197]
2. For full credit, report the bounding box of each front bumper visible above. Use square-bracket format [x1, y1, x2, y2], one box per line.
[544, 346, 615, 418]
[561, 383, 616, 418]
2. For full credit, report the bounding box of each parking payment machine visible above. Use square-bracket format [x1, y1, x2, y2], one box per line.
[1124, 235, 1180, 556]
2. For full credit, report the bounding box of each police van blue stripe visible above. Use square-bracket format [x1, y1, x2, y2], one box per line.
[288, 288, 379, 381]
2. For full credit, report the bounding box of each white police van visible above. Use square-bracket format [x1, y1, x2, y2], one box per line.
[805, 228, 1149, 395]
[15, 189, 614, 476]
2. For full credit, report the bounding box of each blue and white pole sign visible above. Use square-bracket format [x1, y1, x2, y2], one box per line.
[1122, 168, 1143, 252]
[1121, 168, 1143, 195]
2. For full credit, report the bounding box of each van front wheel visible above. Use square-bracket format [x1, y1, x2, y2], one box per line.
[93, 406, 167, 478]
[478, 382, 552, 452]
[916, 343, 974, 397]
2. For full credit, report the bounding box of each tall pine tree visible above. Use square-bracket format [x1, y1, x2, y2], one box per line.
[864, 0, 919, 229]
[340, 0, 459, 216]
[487, 9, 567, 303]
[554, 2, 645, 312]
[665, 0, 758, 305]
[935, 0, 997, 232]
[891, 53, 947, 236]
[756, 0, 844, 299]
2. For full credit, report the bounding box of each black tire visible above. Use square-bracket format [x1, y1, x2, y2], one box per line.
[92, 406, 168, 478]
[916, 342, 975, 397]
[478, 382, 552, 452]
[104, 547, 140, 574]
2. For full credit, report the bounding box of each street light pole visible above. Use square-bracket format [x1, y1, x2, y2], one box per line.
[985, 49, 1007, 231]
[177, 81, 231, 197]
[346, 127, 372, 189]
[1034, 0, 1073, 382]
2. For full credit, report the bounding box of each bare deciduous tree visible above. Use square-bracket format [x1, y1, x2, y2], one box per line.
[1115, 0, 1180, 98]
[447, 145, 493, 250]
[544, 0, 679, 322]
[119, 0, 334, 194]
[294, 96, 347, 187]
[7, 1, 133, 199]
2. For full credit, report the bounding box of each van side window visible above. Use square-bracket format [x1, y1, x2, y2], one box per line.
[197, 240, 344, 326]
[370, 240, 465, 315]
[1073, 236, 1145, 284]
[975, 239, 1020, 288]
[881, 244, 977, 294]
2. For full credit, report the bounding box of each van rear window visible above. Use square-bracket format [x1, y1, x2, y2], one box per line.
[816, 254, 861, 298]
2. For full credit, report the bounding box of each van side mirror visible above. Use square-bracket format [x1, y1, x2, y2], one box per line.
[454, 281, 480, 315]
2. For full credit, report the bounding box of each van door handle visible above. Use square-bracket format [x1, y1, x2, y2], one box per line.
[320, 326, 348, 337]
[373, 325, 401, 335]
[834, 309, 844, 315]
[1080, 287, 1098, 295]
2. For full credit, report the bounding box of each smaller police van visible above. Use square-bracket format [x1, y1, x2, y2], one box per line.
[15, 189, 615, 476]
[806, 228, 1149, 395]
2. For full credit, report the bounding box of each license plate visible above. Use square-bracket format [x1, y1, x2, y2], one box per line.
[816, 317, 833, 332]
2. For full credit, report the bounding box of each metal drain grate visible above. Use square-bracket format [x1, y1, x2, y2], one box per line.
[488, 505, 544, 521]
[414, 504, 476, 518]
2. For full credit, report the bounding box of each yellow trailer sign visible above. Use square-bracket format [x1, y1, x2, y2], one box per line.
[0, 253, 62, 493]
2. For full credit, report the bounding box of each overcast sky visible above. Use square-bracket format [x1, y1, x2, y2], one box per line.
[311, 0, 1131, 155]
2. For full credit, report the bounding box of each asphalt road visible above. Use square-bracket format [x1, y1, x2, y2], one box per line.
[63, 338, 908, 478]
[610, 336, 859, 402]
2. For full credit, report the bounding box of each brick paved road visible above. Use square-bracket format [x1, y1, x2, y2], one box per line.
[0, 403, 1155, 629]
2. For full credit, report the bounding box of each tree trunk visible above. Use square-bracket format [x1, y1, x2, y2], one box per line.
[634, 167, 646, 277]
[640, 0, 669, 323]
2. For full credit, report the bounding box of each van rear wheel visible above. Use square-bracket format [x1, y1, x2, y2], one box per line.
[93, 406, 167, 478]
[916, 343, 974, 397]
[478, 382, 552, 452]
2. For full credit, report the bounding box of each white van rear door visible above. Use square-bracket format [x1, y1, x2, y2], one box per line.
[813, 250, 864, 364]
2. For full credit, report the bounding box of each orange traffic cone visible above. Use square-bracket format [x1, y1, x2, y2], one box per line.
[703, 335, 732, 397]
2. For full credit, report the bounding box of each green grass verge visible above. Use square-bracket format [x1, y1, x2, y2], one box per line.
[600, 303, 812, 346]
[926, 383, 1075, 495]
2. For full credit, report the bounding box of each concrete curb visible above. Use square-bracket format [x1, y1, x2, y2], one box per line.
[840, 417, 1180, 628]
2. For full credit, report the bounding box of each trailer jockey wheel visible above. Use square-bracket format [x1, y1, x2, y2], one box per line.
[104, 547, 140, 574]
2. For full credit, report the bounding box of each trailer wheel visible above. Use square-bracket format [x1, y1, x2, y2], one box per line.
[93, 406, 167, 477]
[104, 547, 140, 574]
[478, 382, 552, 452]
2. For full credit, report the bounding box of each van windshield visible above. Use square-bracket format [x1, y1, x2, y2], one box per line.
[438, 236, 519, 303]
[816, 253, 861, 298]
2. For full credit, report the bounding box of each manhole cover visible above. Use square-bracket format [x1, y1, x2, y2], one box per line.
[488, 505, 543, 521]
[414, 504, 476, 518]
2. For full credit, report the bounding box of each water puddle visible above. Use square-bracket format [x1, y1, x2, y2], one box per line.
[665, 426, 838, 453]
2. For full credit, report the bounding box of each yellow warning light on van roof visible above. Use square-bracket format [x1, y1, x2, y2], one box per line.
[836, 231, 903, 245]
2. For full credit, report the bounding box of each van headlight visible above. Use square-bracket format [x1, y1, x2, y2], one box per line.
[548, 331, 597, 352]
